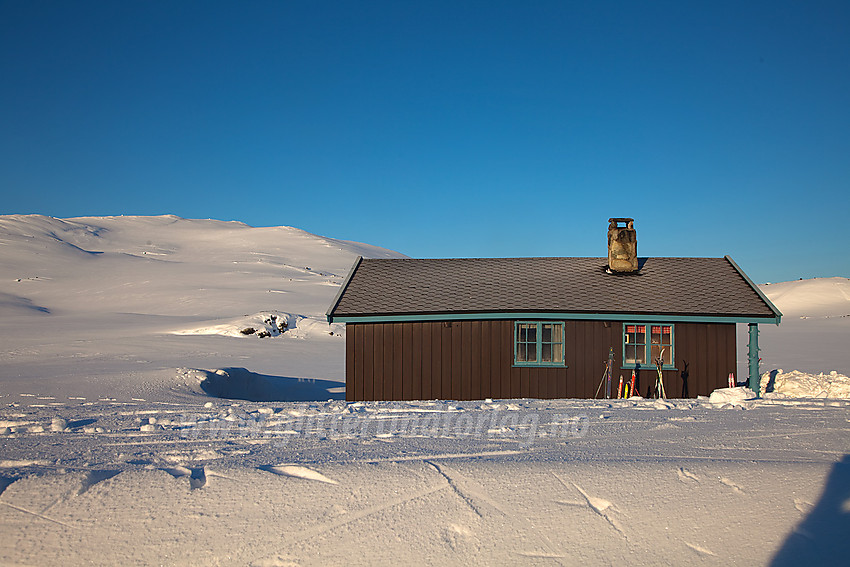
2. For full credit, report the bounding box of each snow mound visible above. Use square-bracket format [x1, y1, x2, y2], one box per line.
[0, 292, 50, 315]
[761, 369, 850, 399]
[262, 465, 339, 485]
[708, 387, 756, 405]
[170, 311, 344, 339]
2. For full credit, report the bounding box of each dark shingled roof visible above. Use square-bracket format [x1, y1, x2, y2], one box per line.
[329, 256, 781, 320]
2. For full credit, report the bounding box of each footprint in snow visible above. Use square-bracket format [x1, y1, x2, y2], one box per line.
[794, 498, 813, 514]
[719, 477, 743, 494]
[677, 468, 700, 483]
[571, 482, 614, 514]
[189, 467, 207, 489]
[685, 542, 717, 556]
[261, 465, 339, 485]
[162, 465, 192, 478]
[78, 470, 122, 495]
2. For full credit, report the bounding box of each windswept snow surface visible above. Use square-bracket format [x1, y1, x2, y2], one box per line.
[0, 397, 848, 565]
[1, 215, 849, 565]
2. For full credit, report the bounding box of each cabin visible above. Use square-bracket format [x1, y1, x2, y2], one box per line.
[326, 219, 781, 401]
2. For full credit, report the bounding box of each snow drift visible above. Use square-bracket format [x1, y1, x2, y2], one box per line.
[761, 369, 850, 399]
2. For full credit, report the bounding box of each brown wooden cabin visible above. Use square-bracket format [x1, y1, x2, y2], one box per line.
[327, 248, 781, 401]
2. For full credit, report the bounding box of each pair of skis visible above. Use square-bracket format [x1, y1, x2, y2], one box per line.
[654, 349, 667, 399]
[617, 370, 637, 399]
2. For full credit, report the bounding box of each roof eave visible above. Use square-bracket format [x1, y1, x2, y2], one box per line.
[332, 311, 781, 325]
[724, 255, 783, 323]
[326, 256, 362, 323]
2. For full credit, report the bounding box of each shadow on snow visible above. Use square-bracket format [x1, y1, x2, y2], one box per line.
[198, 367, 344, 402]
[770, 454, 850, 566]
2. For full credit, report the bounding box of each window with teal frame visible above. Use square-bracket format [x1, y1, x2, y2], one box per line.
[514, 322, 566, 366]
[622, 323, 675, 369]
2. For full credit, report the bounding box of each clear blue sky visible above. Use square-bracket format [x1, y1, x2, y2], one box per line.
[2, 1, 848, 283]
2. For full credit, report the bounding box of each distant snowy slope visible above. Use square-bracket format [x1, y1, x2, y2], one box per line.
[0, 214, 404, 402]
[760, 277, 850, 319]
[757, 277, 850, 376]
[0, 214, 404, 318]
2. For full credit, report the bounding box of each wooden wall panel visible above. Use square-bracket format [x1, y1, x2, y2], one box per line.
[706, 323, 718, 398]
[429, 323, 440, 399]
[574, 321, 586, 398]
[560, 321, 573, 398]
[346, 324, 355, 401]
[441, 323, 452, 398]
[501, 321, 511, 398]
[462, 322, 472, 400]
[390, 324, 400, 400]
[413, 323, 422, 400]
[382, 324, 393, 400]
[348, 319, 737, 401]
[365, 324, 376, 400]
[481, 321, 492, 400]
[470, 321, 481, 400]
[449, 323, 460, 399]
[400, 324, 408, 400]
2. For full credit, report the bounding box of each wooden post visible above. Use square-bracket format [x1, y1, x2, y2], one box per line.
[748, 323, 760, 397]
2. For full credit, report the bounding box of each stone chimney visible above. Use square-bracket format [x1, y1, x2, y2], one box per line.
[607, 218, 638, 273]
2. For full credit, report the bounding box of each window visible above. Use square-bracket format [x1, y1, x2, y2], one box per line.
[515, 322, 565, 366]
[623, 323, 674, 368]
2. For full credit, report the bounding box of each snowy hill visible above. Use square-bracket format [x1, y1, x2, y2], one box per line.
[0, 213, 401, 318]
[762, 277, 850, 319]
[0, 214, 404, 402]
[757, 277, 850, 376]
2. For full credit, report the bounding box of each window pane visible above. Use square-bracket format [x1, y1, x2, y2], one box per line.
[542, 324, 551, 343]
[636, 325, 645, 344]
[527, 343, 536, 362]
[651, 344, 672, 365]
[651, 326, 662, 345]
[542, 343, 552, 362]
[651, 344, 662, 364]
[552, 324, 562, 343]
[626, 345, 637, 364]
[636, 344, 646, 363]
[553, 342, 563, 362]
[517, 344, 527, 362]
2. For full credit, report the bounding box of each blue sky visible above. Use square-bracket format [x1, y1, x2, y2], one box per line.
[2, 1, 848, 283]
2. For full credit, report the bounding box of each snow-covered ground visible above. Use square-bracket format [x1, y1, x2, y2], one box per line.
[1, 215, 848, 565]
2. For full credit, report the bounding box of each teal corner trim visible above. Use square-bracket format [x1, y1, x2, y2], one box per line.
[332, 312, 780, 325]
[326, 256, 362, 323]
[748, 323, 760, 397]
